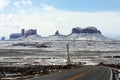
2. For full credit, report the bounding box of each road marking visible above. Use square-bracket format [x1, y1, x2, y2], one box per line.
[68, 67, 96, 80]
[110, 68, 113, 80]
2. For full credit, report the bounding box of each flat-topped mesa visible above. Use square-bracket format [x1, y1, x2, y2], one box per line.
[72, 26, 101, 34]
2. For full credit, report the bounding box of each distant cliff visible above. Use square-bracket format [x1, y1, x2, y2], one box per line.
[72, 27, 101, 34]
[10, 26, 112, 41]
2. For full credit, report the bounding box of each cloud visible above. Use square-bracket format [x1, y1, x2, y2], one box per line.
[21, 0, 32, 6]
[40, 3, 54, 11]
[13, 1, 21, 9]
[0, 0, 9, 10]
[0, 2, 120, 39]
[13, 0, 32, 9]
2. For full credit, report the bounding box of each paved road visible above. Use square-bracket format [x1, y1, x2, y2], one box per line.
[27, 66, 111, 80]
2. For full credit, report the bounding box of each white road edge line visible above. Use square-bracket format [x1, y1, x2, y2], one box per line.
[109, 68, 112, 80]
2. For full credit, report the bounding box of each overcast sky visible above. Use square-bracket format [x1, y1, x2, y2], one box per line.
[0, 0, 120, 39]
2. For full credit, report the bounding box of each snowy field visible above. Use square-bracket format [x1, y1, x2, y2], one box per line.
[0, 40, 120, 66]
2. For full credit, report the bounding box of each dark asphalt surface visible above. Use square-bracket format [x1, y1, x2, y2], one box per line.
[27, 66, 111, 80]
[76, 66, 111, 80]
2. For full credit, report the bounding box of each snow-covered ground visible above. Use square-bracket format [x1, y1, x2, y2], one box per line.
[0, 33, 120, 66]
[0, 55, 100, 66]
[0, 39, 120, 66]
[1, 39, 120, 51]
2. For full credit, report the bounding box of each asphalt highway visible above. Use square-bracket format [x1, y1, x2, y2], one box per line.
[27, 66, 111, 80]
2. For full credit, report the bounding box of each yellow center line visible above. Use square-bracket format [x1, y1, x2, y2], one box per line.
[68, 67, 96, 80]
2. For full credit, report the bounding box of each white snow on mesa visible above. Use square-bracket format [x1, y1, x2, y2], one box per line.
[6, 26, 113, 41]
[14, 32, 112, 41]
[66, 33, 111, 41]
